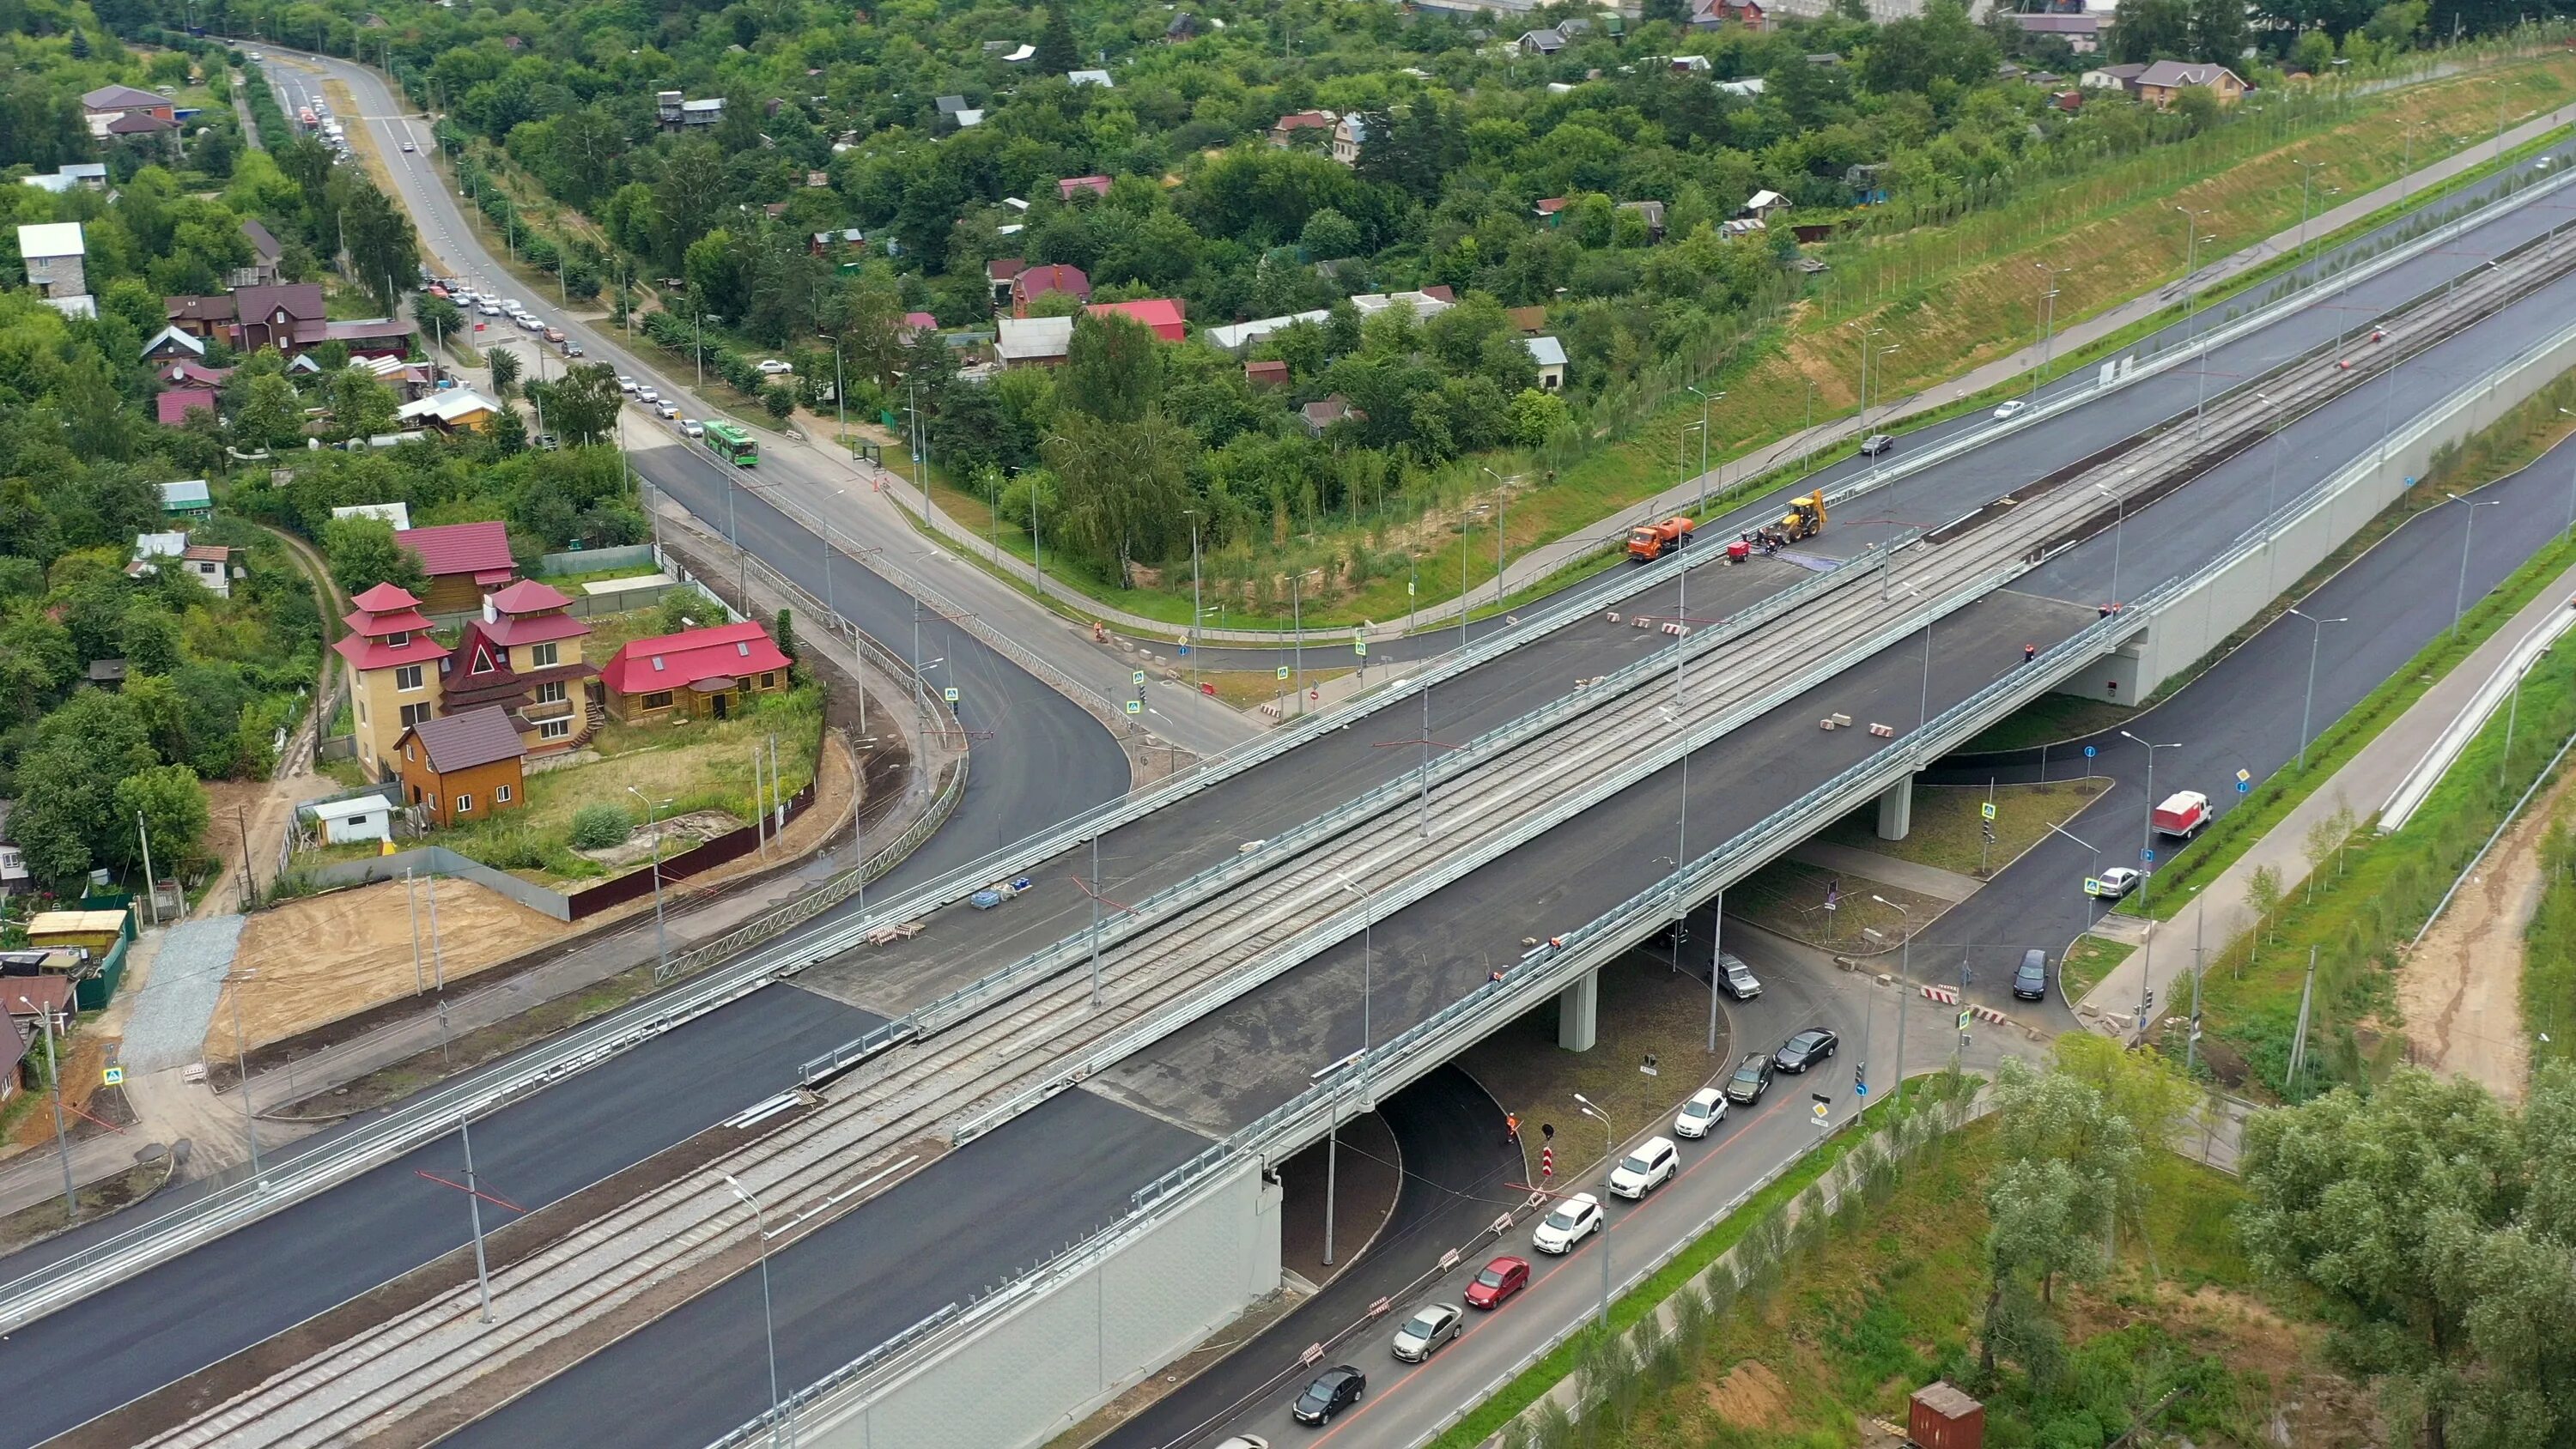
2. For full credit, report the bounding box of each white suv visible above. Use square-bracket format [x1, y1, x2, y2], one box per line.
[1530, 1193, 1602, 1254]
[1608, 1137, 1679, 1199]
[1673, 1088, 1726, 1140]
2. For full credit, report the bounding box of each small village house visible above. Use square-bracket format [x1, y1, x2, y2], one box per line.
[394, 706, 528, 828]
[598, 621, 793, 723]
[395, 520, 518, 615]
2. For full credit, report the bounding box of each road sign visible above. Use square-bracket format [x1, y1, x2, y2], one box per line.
[1957, 1008, 1972, 1032]
[2142, 847, 2155, 864]
[1276, 665, 1290, 681]
[2236, 767, 2252, 784]
[1980, 801, 1996, 822]
[1124, 699, 1141, 715]
[1810, 1098, 1829, 1128]
[1354, 640, 1367, 658]
[2238, 778, 2251, 794]
[2084, 745, 2097, 758]
[943, 686, 960, 703]
[1132, 670, 1146, 686]
[101, 1065, 125, 1087]
[2083, 876, 2102, 895]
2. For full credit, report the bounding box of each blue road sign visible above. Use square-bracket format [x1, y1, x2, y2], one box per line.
[2142, 847, 2155, 864]
[2084, 745, 2097, 758]
[2237, 778, 2251, 794]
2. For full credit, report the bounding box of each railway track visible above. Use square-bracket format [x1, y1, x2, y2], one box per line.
[118, 217, 2576, 1448]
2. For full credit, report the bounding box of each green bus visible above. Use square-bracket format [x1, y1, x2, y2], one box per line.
[704, 420, 759, 467]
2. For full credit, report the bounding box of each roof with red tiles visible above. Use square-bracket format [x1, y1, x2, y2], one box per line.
[155, 388, 218, 427]
[598, 621, 791, 695]
[396, 521, 515, 583]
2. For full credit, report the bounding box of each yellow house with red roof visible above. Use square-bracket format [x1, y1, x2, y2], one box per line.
[333, 582, 453, 780]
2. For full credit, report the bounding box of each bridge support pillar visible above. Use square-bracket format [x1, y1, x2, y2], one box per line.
[1875, 777, 1915, 841]
[1557, 969, 1599, 1052]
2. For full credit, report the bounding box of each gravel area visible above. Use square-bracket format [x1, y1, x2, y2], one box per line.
[120, 916, 246, 1072]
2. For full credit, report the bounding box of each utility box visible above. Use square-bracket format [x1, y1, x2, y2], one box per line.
[1907, 1381, 1985, 1449]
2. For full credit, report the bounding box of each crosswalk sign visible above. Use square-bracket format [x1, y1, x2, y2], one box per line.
[2083, 876, 2102, 895]
[1277, 665, 1290, 681]
[944, 687, 959, 703]
[1980, 801, 1996, 822]
[1354, 640, 1367, 658]
[102, 1065, 125, 1087]
[1957, 1008, 1972, 1032]
[1132, 670, 1146, 686]
[1125, 699, 1141, 715]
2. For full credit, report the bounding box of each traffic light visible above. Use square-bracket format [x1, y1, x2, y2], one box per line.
[1854, 1060, 1867, 1096]
[2144, 988, 2156, 1012]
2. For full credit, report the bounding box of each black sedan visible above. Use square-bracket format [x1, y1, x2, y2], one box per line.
[1723, 1052, 1775, 1104]
[1292, 1365, 1365, 1426]
[1776, 1028, 1838, 1073]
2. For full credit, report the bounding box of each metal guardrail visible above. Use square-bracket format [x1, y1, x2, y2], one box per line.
[799, 530, 1922, 1083]
[944, 554, 2027, 1146]
[706, 164, 2576, 1441]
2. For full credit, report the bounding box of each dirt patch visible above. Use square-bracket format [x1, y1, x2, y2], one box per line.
[1705, 1359, 1792, 1427]
[2395, 770, 2570, 1100]
[1728, 858, 1949, 953]
[571, 809, 740, 871]
[209, 878, 577, 1057]
[3, 1032, 131, 1151]
[2058, 1280, 2380, 1447]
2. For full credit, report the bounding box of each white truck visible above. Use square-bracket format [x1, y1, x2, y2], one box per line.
[2151, 790, 2211, 840]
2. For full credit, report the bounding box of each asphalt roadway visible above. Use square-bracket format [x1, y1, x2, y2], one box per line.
[433, 254, 2576, 1442]
[31, 55, 2571, 1445]
[1101, 1064, 1526, 1449]
[1185, 925, 1978, 1448]
[1928, 422, 2576, 1022]
[0, 986, 884, 1448]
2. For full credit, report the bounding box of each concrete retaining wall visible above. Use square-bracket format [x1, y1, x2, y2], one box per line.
[536, 542, 658, 576]
[793, 1161, 1281, 1449]
[2068, 314, 2576, 703]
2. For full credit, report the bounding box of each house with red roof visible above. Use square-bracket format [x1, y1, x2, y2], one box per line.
[1009, 264, 1091, 317]
[394, 520, 518, 615]
[439, 579, 601, 757]
[333, 583, 453, 779]
[1057, 174, 1113, 202]
[1085, 298, 1186, 343]
[155, 388, 220, 428]
[598, 621, 793, 724]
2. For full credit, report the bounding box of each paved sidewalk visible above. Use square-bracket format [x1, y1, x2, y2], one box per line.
[2076, 555, 2576, 1035]
[813, 98, 2576, 649]
[1787, 841, 1985, 903]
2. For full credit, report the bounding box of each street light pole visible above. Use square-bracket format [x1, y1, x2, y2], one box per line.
[629, 787, 668, 978]
[15, 991, 76, 1222]
[2094, 482, 2126, 609]
[1574, 1094, 1613, 1327]
[2446, 492, 2505, 636]
[1872, 895, 1912, 1102]
[2121, 731, 2183, 1040]
[2286, 609, 2348, 771]
[1685, 386, 1722, 514]
[228, 969, 264, 1184]
[721, 1173, 790, 1449]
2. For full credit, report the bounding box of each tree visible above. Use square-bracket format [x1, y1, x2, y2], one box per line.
[1062, 313, 1162, 424]
[231, 371, 306, 451]
[549, 362, 625, 446]
[323, 515, 428, 597]
[1045, 410, 1194, 589]
[2303, 807, 2347, 902]
[568, 803, 633, 849]
[113, 764, 210, 872]
[487, 345, 523, 403]
[2113, 0, 2193, 61]
[1508, 387, 1570, 447]
[1035, 3, 1080, 73]
[2245, 862, 2285, 959]
[2239, 1067, 2576, 1448]
[325, 367, 398, 442]
[762, 384, 796, 422]
[657, 585, 724, 634]
[773, 608, 797, 663]
[337, 179, 420, 313]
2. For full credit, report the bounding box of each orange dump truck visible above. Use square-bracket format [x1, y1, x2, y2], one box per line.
[1627, 515, 1695, 562]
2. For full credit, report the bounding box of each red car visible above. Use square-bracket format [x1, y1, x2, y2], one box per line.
[1464, 1254, 1530, 1310]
